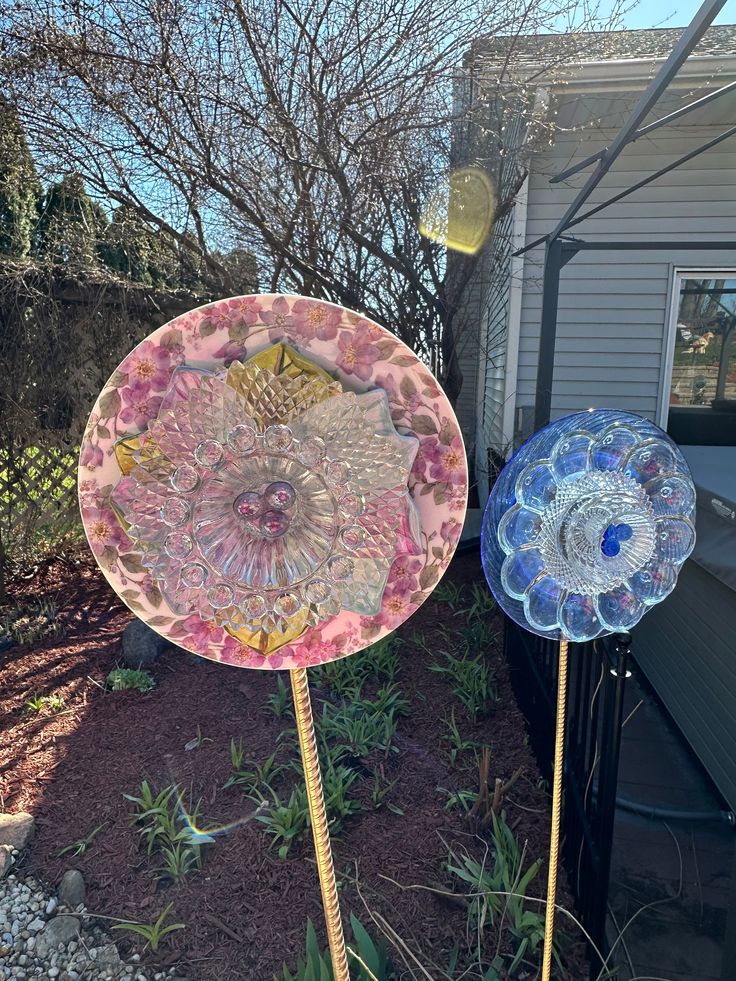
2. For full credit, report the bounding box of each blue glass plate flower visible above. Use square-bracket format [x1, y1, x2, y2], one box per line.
[481, 410, 696, 641]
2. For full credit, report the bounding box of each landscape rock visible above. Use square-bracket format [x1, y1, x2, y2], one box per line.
[35, 916, 80, 958]
[0, 814, 34, 852]
[95, 943, 124, 972]
[121, 618, 169, 667]
[57, 871, 85, 911]
[1, 861, 159, 980]
[0, 847, 13, 879]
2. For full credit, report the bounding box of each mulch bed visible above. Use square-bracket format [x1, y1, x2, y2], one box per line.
[0, 549, 585, 979]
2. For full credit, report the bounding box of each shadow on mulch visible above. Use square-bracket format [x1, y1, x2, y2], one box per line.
[0, 550, 585, 980]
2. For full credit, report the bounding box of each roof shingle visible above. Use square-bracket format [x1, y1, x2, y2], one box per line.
[472, 23, 736, 68]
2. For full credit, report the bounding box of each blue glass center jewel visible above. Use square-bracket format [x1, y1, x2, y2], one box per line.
[601, 522, 633, 557]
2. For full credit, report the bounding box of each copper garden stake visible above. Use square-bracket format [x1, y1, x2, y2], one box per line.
[541, 639, 568, 981]
[290, 668, 350, 980]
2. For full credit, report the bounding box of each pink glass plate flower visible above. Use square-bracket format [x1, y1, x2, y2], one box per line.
[78, 294, 468, 669]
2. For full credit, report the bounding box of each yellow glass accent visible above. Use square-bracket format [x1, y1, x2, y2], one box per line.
[225, 608, 311, 654]
[419, 166, 496, 255]
[232, 341, 336, 387]
[114, 432, 163, 476]
[226, 344, 342, 427]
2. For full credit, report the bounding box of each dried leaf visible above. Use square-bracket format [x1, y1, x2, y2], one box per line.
[98, 388, 122, 418]
[148, 615, 173, 626]
[119, 552, 146, 574]
[419, 565, 440, 590]
[147, 585, 163, 608]
[411, 414, 438, 435]
[160, 328, 183, 349]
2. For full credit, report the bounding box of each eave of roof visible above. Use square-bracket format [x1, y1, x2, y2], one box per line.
[469, 24, 736, 87]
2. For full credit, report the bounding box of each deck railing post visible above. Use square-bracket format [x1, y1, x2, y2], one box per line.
[589, 632, 631, 957]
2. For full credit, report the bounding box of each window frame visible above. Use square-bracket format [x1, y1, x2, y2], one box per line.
[660, 267, 736, 428]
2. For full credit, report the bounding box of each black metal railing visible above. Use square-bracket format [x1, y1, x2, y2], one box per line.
[504, 619, 631, 975]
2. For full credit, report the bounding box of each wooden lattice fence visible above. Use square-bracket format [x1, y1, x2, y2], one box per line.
[0, 265, 207, 570]
[0, 443, 80, 537]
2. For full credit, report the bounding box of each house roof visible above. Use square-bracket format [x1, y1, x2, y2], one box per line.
[472, 23, 736, 71]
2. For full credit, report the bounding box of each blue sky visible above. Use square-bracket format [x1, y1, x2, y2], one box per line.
[617, 0, 734, 29]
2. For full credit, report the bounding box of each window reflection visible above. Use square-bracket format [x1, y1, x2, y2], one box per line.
[670, 278, 736, 410]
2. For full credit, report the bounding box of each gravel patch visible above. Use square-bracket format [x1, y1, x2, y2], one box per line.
[0, 859, 184, 980]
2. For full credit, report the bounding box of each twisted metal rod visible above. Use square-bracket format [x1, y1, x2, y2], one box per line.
[542, 638, 569, 981]
[290, 667, 350, 981]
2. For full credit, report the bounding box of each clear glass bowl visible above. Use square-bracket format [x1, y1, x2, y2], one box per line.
[112, 362, 422, 640]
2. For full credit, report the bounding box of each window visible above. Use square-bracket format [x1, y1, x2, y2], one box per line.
[669, 276, 736, 412]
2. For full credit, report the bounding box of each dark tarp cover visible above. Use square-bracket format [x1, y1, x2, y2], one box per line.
[680, 445, 736, 594]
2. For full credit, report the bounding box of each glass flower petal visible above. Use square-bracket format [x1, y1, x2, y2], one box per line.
[595, 586, 645, 632]
[524, 576, 565, 633]
[647, 474, 696, 517]
[501, 547, 545, 600]
[149, 375, 245, 464]
[339, 558, 392, 615]
[498, 505, 542, 551]
[653, 517, 695, 564]
[515, 462, 557, 512]
[550, 431, 594, 480]
[624, 441, 676, 484]
[591, 425, 639, 472]
[226, 362, 340, 426]
[158, 366, 212, 416]
[560, 593, 603, 642]
[629, 560, 677, 605]
[290, 392, 418, 494]
[356, 487, 422, 558]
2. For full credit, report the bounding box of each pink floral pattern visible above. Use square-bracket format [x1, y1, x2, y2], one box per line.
[337, 325, 381, 381]
[78, 294, 468, 670]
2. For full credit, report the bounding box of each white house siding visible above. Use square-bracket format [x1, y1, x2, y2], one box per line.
[453, 88, 532, 493]
[514, 108, 736, 438]
[454, 270, 484, 443]
[458, 206, 517, 501]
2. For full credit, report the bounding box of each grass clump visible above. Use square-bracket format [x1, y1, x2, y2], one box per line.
[2, 598, 63, 647]
[107, 667, 156, 693]
[255, 786, 309, 859]
[433, 579, 465, 611]
[431, 650, 497, 723]
[230, 660, 409, 858]
[25, 692, 65, 714]
[279, 916, 394, 980]
[310, 634, 400, 694]
[112, 903, 185, 952]
[447, 810, 563, 977]
[124, 779, 212, 881]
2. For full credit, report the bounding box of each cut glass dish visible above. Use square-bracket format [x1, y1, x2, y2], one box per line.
[481, 409, 696, 641]
[112, 343, 422, 653]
